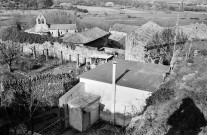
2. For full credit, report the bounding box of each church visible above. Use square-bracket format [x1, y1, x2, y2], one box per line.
[25, 13, 77, 37]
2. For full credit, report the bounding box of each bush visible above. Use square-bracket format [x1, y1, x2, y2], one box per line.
[0, 26, 63, 44]
[145, 82, 175, 106]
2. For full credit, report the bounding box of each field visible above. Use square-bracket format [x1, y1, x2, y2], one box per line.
[1, 5, 207, 30]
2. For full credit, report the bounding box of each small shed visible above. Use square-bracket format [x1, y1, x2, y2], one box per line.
[105, 2, 114, 7]
[67, 94, 101, 132]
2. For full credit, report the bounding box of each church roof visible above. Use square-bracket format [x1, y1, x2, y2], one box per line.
[49, 24, 77, 30]
[78, 60, 170, 92]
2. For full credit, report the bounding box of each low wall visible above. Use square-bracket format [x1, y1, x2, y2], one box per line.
[21, 41, 111, 64]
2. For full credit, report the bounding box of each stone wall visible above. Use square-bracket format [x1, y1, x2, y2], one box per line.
[125, 33, 145, 62]
[22, 41, 111, 64]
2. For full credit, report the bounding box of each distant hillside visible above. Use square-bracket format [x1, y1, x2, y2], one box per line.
[53, 0, 207, 5]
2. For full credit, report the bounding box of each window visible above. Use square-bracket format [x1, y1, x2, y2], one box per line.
[41, 18, 44, 24]
[38, 19, 41, 24]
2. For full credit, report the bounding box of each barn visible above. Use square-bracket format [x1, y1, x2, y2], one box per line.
[105, 2, 114, 7]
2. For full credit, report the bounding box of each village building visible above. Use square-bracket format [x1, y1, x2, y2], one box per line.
[125, 21, 207, 62]
[109, 23, 140, 36]
[109, 24, 140, 49]
[25, 13, 77, 37]
[62, 27, 109, 49]
[59, 60, 169, 128]
[125, 21, 163, 62]
[105, 2, 114, 7]
[179, 23, 207, 41]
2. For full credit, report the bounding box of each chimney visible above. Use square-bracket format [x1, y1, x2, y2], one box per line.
[111, 61, 117, 124]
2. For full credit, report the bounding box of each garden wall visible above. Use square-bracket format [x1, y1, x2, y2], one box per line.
[22, 41, 110, 64]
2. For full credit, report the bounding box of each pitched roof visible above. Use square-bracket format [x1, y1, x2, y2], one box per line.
[109, 34, 125, 42]
[81, 27, 109, 42]
[179, 23, 207, 40]
[110, 24, 140, 34]
[78, 60, 170, 92]
[63, 27, 109, 44]
[131, 21, 163, 45]
[49, 24, 77, 30]
[62, 33, 89, 43]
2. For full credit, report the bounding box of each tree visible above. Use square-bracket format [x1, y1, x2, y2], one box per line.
[146, 28, 188, 65]
[1, 73, 77, 134]
[0, 41, 21, 72]
[37, 0, 53, 9]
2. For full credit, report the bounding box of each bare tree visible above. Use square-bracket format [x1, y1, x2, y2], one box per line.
[0, 41, 21, 72]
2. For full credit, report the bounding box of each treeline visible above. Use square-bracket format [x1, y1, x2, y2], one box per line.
[0, 0, 53, 10]
[0, 26, 63, 44]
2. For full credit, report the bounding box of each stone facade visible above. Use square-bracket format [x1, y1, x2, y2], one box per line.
[22, 41, 112, 64]
[25, 13, 77, 37]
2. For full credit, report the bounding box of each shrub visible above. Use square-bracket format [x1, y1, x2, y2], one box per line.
[0, 26, 63, 44]
[145, 81, 175, 107]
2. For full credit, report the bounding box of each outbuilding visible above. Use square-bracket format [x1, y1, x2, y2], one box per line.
[67, 93, 101, 132]
[105, 2, 114, 7]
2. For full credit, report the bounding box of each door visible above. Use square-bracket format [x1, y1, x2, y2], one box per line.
[82, 110, 90, 131]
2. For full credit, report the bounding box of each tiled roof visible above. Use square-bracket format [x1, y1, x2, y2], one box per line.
[179, 23, 207, 40]
[110, 23, 140, 34]
[131, 21, 163, 45]
[62, 33, 89, 43]
[109, 34, 125, 42]
[49, 24, 77, 30]
[81, 27, 109, 42]
[78, 60, 170, 92]
[63, 27, 109, 44]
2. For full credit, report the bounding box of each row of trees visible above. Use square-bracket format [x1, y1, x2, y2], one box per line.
[1, 0, 53, 10]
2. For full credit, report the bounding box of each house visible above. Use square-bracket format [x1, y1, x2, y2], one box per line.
[179, 23, 207, 40]
[62, 27, 109, 49]
[25, 13, 77, 37]
[78, 60, 169, 115]
[105, 2, 114, 7]
[109, 24, 140, 36]
[125, 21, 207, 62]
[109, 24, 140, 49]
[59, 82, 101, 131]
[125, 21, 163, 62]
[59, 60, 169, 127]
[108, 34, 125, 49]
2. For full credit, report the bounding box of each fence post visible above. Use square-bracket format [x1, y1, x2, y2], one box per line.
[76, 54, 79, 68]
[61, 51, 63, 65]
[33, 46, 36, 59]
[46, 49, 49, 61]
[69, 54, 71, 62]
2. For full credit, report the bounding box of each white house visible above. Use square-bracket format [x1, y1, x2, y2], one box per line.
[59, 60, 169, 127]
[77, 60, 169, 116]
[25, 13, 77, 37]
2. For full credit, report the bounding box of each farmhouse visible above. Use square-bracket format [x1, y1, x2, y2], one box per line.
[179, 23, 207, 40]
[125, 21, 163, 62]
[109, 24, 140, 49]
[109, 23, 140, 36]
[105, 2, 114, 7]
[59, 60, 169, 128]
[125, 21, 207, 62]
[62, 27, 109, 49]
[25, 13, 77, 37]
